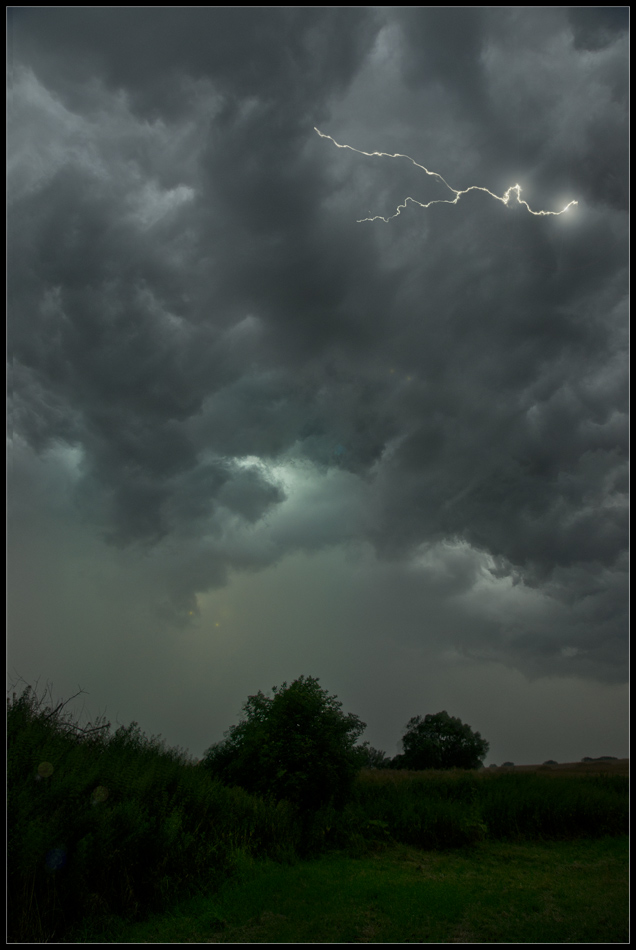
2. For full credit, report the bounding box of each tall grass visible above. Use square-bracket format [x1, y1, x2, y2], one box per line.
[8, 686, 300, 943]
[339, 768, 628, 849]
[7, 686, 629, 943]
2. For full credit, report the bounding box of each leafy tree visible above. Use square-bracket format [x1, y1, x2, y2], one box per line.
[396, 710, 489, 771]
[202, 676, 366, 812]
[354, 741, 391, 769]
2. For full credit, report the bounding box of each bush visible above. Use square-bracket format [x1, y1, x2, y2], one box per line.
[7, 682, 301, 943]
[202, 676, 366, 815]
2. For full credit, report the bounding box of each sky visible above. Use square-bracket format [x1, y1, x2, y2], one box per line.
[7, 8, 629, 767]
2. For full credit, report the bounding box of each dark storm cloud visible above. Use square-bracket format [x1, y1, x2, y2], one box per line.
[8, 8, 627, 681]
[9, 7, 379, 124]
[568, 6, 629, 52]
[396, 7, 629, 215]
[395, 7, 490, 118]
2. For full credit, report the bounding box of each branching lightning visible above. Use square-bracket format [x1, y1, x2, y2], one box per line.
[314, 128, 577, 222]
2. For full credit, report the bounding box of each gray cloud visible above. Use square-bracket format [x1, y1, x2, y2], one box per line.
[8, 7, 628, 737]
[567, 7, 629, 52]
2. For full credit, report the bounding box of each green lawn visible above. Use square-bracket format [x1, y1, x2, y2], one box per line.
[67, 836, 628, 943]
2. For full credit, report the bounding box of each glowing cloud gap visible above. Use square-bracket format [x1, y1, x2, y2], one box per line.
[314, 128, 577, 221]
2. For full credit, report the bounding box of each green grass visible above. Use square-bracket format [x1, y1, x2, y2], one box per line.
[8, 685, 629, 943]
[65, 836, 628, 944]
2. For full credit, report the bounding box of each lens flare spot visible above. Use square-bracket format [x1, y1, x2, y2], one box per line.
[45, 847, 67, 871]
[91, 786, 109, 805]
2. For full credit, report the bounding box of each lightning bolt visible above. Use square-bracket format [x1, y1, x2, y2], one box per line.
[314, 128, 577, 222]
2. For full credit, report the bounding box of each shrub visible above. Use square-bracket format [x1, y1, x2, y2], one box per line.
[202, 676, 366, 815]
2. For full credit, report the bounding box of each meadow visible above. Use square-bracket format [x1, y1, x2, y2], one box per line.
[7, 687, 628, 943]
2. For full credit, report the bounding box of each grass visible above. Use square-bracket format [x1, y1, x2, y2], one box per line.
[65, 836, 629, 943]
[7, 683, 629, 943]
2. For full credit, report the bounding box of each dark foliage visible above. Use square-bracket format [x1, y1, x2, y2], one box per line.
[201, 676, 366, 813]
[394, 710, 489, 771]
[7, 680, 300, 943]
[354, 741, 391, 769]
[8, 678, 627, 943]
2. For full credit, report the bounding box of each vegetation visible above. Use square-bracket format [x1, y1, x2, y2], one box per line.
[392, 710, 489, 770]
[353, 740, 392, 770]
[65, 837, 629, 944]
[201, 676, 365, 815]
[7, 679, 629, 943]
[8, 681, 301, 943]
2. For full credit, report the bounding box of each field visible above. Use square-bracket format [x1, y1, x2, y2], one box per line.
[7, 690, 629, 943]
[490, 759, 629, 777]
[66, 836, 629, 943]
[368, 759, 629, 779]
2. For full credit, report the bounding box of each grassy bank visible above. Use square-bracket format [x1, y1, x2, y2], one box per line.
[65, 836, 629, 944]
[7, 686, 629, 943]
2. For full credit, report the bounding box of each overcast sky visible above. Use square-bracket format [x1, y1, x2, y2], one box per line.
[8, 8, 628, 766]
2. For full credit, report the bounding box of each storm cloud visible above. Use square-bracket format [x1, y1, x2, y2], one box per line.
[8, 9, 628, 762]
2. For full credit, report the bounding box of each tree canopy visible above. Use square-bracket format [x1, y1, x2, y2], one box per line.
[201, 675, 366, 812]
[354, 741, 391, 770]
[394, 710, 489, 770]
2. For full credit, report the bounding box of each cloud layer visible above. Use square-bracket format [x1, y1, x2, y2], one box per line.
[8, 8, 628, 702]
